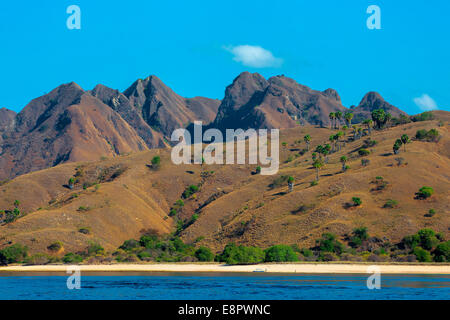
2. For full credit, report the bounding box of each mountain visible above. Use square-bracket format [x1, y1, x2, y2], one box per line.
[0, 73, 410, 180]
[123, 75, 220, 137]
[0, 108, 16, 154]
[352, 92, 407, 123]
[0, 83, 149, 180]
[89, 84, 165, 148]
[213, 72, 348, 131]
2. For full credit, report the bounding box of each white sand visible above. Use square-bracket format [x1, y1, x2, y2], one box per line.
[1, 263, 449, 274]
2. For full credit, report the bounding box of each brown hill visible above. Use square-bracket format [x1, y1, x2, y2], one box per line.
[213, 72, 348, 130]
[0, 111, 448, 255]
[352, 91, 407, 123]
[0, 83, 149, 180]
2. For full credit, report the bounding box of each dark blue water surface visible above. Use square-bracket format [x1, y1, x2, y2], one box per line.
[0, 272, 449, 300]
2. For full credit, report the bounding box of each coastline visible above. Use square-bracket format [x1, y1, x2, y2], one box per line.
[1, 263, 449, 274]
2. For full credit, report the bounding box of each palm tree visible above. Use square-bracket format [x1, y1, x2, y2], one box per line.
[357, 127, 363, 139]
[393, 139, 402, 154]
[401, 134, 410, 152]
[304, 134, 311, 151]
[345, 112, 354, 127]
[288, 176, 294, 193]
[371, 109, 386, 129]
[329, 112, 335, 130]
[352, 125, 358, 140]
[323, 144, 331, 163]
[363, 119, 373, 135]
[313, 158, 324, 181]
[329, 134, 336, 152]
[385, 113, 392, 128]
[335, 111, 343, 129]
[340, 156, 347, 172]
[336, 131, 344, 150]
[342, 125, 348, 136]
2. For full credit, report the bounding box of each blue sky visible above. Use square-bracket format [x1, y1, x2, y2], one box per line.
[0, 0, 449, 114]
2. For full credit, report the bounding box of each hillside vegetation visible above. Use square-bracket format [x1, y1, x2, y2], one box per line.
[0, 111, 449, 263]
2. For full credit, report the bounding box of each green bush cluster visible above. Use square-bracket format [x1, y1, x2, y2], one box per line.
[182, 185, 199, 198]
[415, 129, 439, 142]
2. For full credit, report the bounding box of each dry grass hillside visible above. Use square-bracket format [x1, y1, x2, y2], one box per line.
[0, 111, 448, 256]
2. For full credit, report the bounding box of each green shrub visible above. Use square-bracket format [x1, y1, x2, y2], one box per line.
[317, 233, 345, 255]
[63, 252, 84, 264]
[120, 239, 141, 251]
[415, 186, 434, 199]
[300, 248, 313, 258]
[47, 241, 63, 252]
[264, 245, 298, 262]
[358, 149, 370, 156]
[383, 199, 398, 208]
[417, 229, 439, 250]
[415, 128, 439, 142]
[411, 111, 434, 122]
[87, 241, 105, 256]
[310, 180, 318, 186]
[413, 247, 432, 262]
[425, 209, 436, 217]
[215, 243, 265, 265]
[433, 241, 450, 262]
[195, 247, 214, 262]
[182, 185, 199, 198]
[352, 197, 362, 206]
[0, 243, 28, 263]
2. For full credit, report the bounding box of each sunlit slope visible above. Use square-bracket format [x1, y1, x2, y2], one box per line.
[0, 111, 448, 254]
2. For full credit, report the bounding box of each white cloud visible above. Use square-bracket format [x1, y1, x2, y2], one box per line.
[224, 45, 283, 68]
[413, 94, 438, 111]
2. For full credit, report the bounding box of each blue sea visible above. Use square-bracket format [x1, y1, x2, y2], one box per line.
[0, 272, 448, 300]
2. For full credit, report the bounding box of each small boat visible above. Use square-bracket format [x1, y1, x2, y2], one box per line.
[253, 268, 265, 272]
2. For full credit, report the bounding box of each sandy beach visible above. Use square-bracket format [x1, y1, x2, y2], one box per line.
[1, 263, 449, 274]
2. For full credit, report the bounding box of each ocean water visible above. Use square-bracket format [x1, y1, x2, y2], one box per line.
[0, 272, 448, 300]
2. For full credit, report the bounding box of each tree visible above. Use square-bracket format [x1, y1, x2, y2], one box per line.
[304, 134, 311, 151]
[417, 229, 439, 250]
[317, 233, 344, 255]
[352, 125, 358, 140]
[393, 139, 402, 154]
[195, 247, 214, 261]
[68, 178, 75, 189]
[336, 131, 344, 150]
[0, 243, 28, 263]
[329, 134, 337, 152]
[400, 134, 410, 152]
[329, 112, 335, 129]
[13, 200, 20, 208]
[342, 125, 348, 136]
[363, 119, 373, 135]
[413, 247, 432, 262]
[385, 113, 392, 128]
[264, 245, 298, 262]
[312, 158, 324, 181]
[287, 176, 294, 193]
[340, 156, 347, 172]
[335, 111, 343, 129]
[371, 109, 386, 129]
[344, 112, 354, 127]
[151, 156, 161, 170]
[433, 241, 450, 262]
